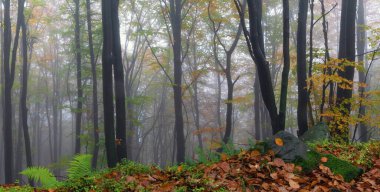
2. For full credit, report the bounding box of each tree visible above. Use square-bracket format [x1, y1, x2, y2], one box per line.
[169, 0, 186, 163]
[74, 0, 83, 154]
[86, 0, 100, 169]
[333, 0, 357, 141]
[19, 0, 34, 185]
[208, 0, 245, 144]
[234, 0, 291, 135]
[2, 0, 22, 183]
[296, 0, 309, 136]
[356, 0, 368, 142]
[101, 0, 127, 167]
[278, 0, 291, 132]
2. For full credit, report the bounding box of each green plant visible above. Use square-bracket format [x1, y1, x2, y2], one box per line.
[21, 154, 93, 189]
[67, 154, 92, 179]
[20, 167, 61, 188]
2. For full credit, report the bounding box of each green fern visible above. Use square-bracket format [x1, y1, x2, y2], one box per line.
[67, 154, 92, 180]
[20, 167, 60, 188]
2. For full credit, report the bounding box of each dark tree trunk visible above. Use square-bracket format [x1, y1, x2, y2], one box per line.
[246, 0, 280, 135]
[254, 73, 261, 140]
[319, 0, 332, 120]
[19, 0, 33, 185]
[86, 0, 100, 169]
[111, 0, 127, 161]
[278, 0, 290, 131]
[101, 0, 117, 167]
[356, 0, 368, 142]
[334, 0, 357, 142]
[170, 0, 185, 163]
[3, 0, 20, 183]
[74, 0, 83, 154]
[296, 0, 309, 136]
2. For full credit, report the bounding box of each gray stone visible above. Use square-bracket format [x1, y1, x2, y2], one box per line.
[300, 122, 329, 142]
[266, 131, 308, 161]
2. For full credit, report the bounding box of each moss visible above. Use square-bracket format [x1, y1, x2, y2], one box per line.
[294, 150, 363, 182]
[320, 153, 363, 182]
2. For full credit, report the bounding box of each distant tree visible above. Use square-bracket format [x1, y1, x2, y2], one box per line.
[296, 0, 309, 136]
[86, 0, 100, 169]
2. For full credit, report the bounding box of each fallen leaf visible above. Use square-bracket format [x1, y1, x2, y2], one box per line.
[220, 153, 228, 161]
[320, 157, 328, 163]
[289, 179, 300, 189]
[275, 138, 284, 146]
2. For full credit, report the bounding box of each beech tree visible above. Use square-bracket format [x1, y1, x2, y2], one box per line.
[101, 0, 127, 167]
[333, 0, 357, 141]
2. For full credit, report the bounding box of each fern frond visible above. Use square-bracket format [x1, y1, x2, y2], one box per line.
[21, 167, 60, 188]
[67, 154, 92, 180]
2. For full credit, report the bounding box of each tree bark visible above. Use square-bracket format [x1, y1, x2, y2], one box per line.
[278, 0, 290, 131]
[74, 0, 83, 154]
[86, 0, 100, 169]
[101, 0, 117, 167]
[19, 0, 33, 185]
[356, 0, 368, 142]
[334, 0, 357, 142]
[296, 0, 309, 136]
[247, 0, 280, 135]
[169, 0, 185, 163]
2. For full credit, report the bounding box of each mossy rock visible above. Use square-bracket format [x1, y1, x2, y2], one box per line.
[294, 150, 363, 182]
[300, 122, 329, 142]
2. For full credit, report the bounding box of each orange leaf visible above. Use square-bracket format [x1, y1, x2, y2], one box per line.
[289, 179, 300, 189]
[220, 153, 228, 161]
[177, 165, 183, 172]
[321, 157, 328, 163]
[275, 138, 284, 146]
[250, 150, 261, 157]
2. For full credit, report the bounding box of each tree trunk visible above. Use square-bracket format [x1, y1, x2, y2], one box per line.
[334, 0, 357, 142]
[74, 0, 83, 154]
[247, 0, 280, 135]
[170, 0, 185, 163]
[101, 0, 117, 167]
[278, 0, 290, 131]
[20, 0, 33, 185]
[111, 0, 127, 161]
[356, 0, 368, 142]
[296, 0, 309, 136]
[86, 0, 100, 169]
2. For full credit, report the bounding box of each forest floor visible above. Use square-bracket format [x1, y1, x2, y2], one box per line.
[1, 141, 380, 192]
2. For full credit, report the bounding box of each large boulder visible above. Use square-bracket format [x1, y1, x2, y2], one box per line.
[300, 122, 329, 142]
[266, 131, 308, 161]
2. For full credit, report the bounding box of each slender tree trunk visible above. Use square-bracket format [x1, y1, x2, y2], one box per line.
[319, 0, 332, 120]
[334, 0, 357, 142]
[86, 0, 100, 169]
[254, 73, 261, 140]
[111, 0, 127, 161]
[74, 0, 83, 154]
[20, 1, 33, 184]
[356, 0, 368, 142]
[170, 0, 185, 163]
[296, 0, 309, 136]
[278, 0, 290, 131]
[247, 0, 280, 135]
[101, 0, 117, 167]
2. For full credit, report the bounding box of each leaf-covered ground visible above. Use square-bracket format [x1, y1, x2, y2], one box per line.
[1, 141, 380, 192]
